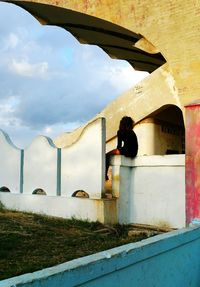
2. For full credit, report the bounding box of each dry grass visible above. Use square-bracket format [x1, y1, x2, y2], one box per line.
[0, 208, 155, 281]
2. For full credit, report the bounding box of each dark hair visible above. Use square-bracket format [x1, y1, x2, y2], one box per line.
[119, 116, 134, 131]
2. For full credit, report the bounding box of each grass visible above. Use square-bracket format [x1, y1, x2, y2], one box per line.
[0, 208, 163, 281]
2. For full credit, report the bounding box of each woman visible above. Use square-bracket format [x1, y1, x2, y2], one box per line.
[106, 116, 138, 180]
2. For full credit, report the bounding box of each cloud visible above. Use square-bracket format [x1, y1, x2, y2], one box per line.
[0, 2, 149, 147]
[5, 33, 19, 49]
[0, 96, 21, 130]
[9, 58, 49, 78]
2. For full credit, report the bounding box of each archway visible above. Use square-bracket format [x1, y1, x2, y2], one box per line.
[135, 105, 185, 155]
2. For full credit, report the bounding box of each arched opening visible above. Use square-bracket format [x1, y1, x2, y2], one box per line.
[72, 190, 89, 198]
[32, 188, 47, 195]
[135, 105, 185, 155]
[0, 186, 10, 192]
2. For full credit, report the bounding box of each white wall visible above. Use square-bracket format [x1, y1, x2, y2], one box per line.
[0, 118, 105, 198]
[0, 130, 21, 193]
[61, 118, 105, 199]
[0, 193, 117, 224]
[0, 124, 186, 227]
[134, 122, 156, 155]
[24, 136, 58, 195]
[111, 155, 185, 228]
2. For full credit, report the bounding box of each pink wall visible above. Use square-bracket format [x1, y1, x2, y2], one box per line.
[185, 103, 200, 224]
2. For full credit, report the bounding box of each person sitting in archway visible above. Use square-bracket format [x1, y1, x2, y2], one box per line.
[106, 116, 138, 180]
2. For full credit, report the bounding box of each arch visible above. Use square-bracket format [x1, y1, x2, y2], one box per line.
[149, 104, 184, 127]
[32, 188, 47, 195]
[3, 1, 165, 73]
[151, 105, 185, 154]
[0, 186, 10, 192]
[136, 105, 185, 155]
[72, 190, 89, 198]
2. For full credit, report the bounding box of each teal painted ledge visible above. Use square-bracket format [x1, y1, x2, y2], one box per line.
[1, 227, 200, 287]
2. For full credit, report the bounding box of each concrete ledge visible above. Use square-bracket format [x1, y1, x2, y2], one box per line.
[111, 154, 185, 167]
[0, 193, 117, 224]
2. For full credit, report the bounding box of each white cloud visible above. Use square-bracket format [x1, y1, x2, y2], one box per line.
[101, 65, 148, 92]
[0, 108, 19, 128]
[0, 96, 20, 127]
[9, 58, 49, 78]
[5, 33, 19, 49]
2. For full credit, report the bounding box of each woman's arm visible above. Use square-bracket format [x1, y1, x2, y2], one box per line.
[117, 130, 122, 150]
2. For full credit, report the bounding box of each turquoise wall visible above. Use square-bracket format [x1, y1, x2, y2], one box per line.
[1, 227, 200, 287]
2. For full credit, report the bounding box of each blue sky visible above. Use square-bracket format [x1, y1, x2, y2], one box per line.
[0, 2, 148, 148]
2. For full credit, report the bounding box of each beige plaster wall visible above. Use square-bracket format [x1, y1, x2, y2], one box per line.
[57, 0, 200, 105]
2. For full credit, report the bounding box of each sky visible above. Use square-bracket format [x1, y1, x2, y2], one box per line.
[0, 2, 148, 148]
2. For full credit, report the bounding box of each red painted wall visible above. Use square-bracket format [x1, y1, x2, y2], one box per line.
[185, 104, 200, 224]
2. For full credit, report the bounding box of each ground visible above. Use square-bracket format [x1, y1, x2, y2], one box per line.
[0, 206, 172, 281]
